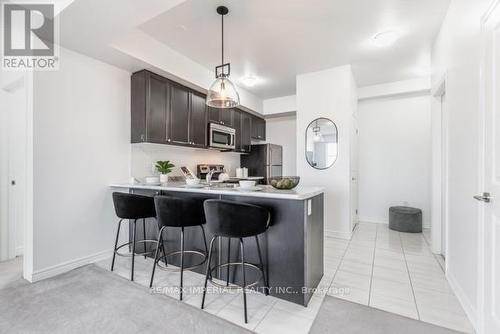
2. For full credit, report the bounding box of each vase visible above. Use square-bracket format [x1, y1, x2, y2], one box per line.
[159, 174, 169, 184]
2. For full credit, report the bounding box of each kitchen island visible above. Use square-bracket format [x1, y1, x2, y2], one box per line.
[110, 182, 324, 306]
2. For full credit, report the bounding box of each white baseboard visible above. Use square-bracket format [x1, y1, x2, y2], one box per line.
[358, 218, 387, 225]
[15, 246, 24, 256]
[358, 218, 431, 229]
[446, 271, 477, 331]
[325, 229, 353, 240]
[30, 249, 112, 282]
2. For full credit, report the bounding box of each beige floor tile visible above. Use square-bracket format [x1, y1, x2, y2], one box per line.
[369, 292, 418, 319]
[255, 307, 313, 334]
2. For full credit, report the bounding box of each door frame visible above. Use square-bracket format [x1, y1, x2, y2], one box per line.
[478, 1, 500, 332]
[0, 71, 34, 281]
[431, 75, 449, 266]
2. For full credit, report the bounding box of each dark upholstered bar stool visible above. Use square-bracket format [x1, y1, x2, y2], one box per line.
[111, 192, 157, 281]
[150, 196, 208, 301]
[201, 199, 270, 323]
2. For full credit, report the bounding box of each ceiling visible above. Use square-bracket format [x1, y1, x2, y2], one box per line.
[139, 0, 450, 99]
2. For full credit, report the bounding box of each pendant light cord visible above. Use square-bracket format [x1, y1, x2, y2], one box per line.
[221, 13, 224, 66]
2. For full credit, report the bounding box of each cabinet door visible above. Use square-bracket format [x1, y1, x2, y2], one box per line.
[233, 109, 242, 151]
[189, 92, 207, 147]
[169, 83, 190, 144]
[207, 107, 220, 123]
[258, 117, 266, 140]
[147, 75, 168, 143]
[220, 108, 233, 126]
[251, 116, 266, 140]
[241, 112, 252, 152]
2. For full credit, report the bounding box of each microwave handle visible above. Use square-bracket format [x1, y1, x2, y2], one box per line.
[231, 133, 235, 146]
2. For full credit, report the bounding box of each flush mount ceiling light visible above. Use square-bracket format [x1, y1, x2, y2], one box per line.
[372, 30, 400, 47]
[240, 75, 258, 87]
[206, 6, 240, 109]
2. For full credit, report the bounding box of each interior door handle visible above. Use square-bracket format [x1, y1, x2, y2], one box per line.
[474, 192, 491, 203]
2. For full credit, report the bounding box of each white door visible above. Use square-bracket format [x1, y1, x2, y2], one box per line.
[479, 2, 500, 332]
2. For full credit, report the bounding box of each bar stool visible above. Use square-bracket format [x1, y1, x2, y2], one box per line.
[111, 192, 158, 281]
[201, 199, 270, 323]
[149, 195, 209, 301]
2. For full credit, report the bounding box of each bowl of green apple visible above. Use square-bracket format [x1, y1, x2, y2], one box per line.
[269, 177, 300, 190]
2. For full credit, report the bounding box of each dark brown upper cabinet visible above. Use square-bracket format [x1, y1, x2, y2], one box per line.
[189, 92, 207, 147]
[251, 115, 266, 141]
[233, 109, 242, 151]
[131, 69, 257, 152]
[208, 107, 233, 127]
[220, 109, 234, 127]
[207, 106, 220, 124]
[131, 71, 169, 144]
[241, 112, 252, 153]
[169, 82, 190, 145]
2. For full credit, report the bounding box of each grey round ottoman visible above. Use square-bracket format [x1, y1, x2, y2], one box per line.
[389, 206, 422, 233]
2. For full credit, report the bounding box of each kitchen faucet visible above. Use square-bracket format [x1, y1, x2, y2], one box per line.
[206, 170, 215, 186]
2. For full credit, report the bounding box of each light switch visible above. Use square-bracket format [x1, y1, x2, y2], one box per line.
[307, 199, 312, 216]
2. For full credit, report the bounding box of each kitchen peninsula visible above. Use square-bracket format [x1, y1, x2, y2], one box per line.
[110, 182, 324, 306]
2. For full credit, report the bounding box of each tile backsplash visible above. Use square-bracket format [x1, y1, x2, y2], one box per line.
[131, 143, 241, 180]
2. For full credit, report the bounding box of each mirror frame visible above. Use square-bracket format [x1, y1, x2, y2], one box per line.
[304, 117, 339, 170]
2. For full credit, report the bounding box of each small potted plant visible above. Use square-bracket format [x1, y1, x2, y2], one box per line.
[155, 160, 175, 184]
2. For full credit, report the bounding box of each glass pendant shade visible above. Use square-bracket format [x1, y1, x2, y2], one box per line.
[206, 76, 240, 108]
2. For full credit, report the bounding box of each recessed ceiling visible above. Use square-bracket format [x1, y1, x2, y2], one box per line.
[139, 0, 449, 99]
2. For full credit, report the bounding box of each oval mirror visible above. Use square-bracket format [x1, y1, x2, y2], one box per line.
[305, 118, 338, 169]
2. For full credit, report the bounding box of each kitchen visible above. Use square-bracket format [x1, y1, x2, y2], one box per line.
[112, 64, 325, 308]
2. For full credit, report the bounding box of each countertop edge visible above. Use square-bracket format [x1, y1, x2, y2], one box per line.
[109, 183, 325, 201]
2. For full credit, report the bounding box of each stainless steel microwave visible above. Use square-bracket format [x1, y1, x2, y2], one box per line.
[209, 123, 236, 149]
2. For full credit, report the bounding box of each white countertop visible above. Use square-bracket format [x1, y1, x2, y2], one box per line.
[109, 182, 324, 200]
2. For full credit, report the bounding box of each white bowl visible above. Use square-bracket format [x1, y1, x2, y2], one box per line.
[144, 176, 160, 184]
[186, 178, 201, 186]
[239, 180, 256, 189]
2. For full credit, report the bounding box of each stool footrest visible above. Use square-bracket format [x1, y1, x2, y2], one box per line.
[115, 240, 158, 257]
[156, 250, 206, 271]
[208, 262, 263, 290]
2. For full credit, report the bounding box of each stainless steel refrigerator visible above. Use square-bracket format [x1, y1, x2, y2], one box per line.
[240, 144, 283, 184]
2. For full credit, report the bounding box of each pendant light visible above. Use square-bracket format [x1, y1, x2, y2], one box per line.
[206, 6, 240, 108]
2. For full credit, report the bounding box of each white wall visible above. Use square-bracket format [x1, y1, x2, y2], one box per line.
[263, 95, 296, 115]
[358, 78, 431, 100]
[111, 29, 263, 115]
[358, 94, 432, 226]
[431, 0, 492, 328]
[296, 65, 357, 238]
[265, 116, 297, 176]
[31, 47, 131, 278]
[130, 144, 241, 180]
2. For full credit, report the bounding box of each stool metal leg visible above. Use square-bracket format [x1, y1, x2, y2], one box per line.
[255, 236, 269, 295]
[200, 224, 209, 257]
[179, 227, 185, 301]
[240, 238, 248, 323]
[142, 218, 147, 259]
[160, 230, 168, 267]
[201, 236, 217, 309]
[131, 219, 137, 281]
[150, 226, 165, 288]
[111, 219, 123, 272]
[226, 238, 231, 286]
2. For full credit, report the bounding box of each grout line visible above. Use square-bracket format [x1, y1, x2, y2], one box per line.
[367, 226, 378, 306]
[328, 226, 355, 288]
[399, 232, 421, 320]
[252, 298, 278, 331]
